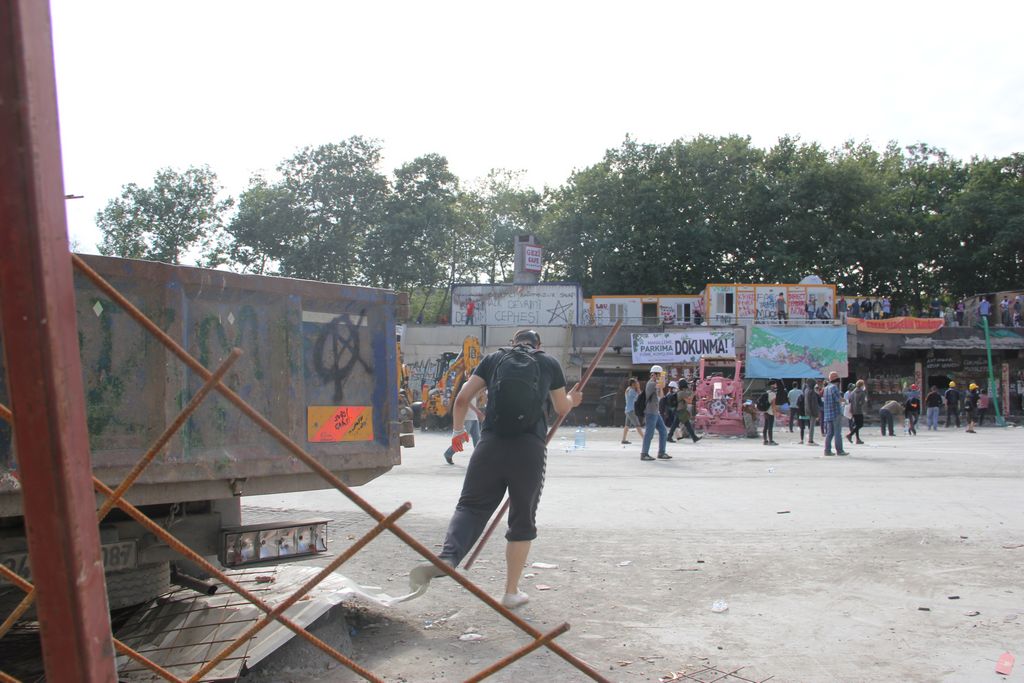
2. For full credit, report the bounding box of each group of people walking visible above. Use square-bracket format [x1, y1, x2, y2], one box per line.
[621, 368, 994, 463]
[622, 367, 702, 461]
[756, 377, 988, 451]
[622, 368, 988, 458]
[755, 372, 854, 455]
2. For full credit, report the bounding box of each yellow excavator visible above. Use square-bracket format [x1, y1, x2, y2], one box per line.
[420, 336, 483, 431]
[397, 335, 415, 446]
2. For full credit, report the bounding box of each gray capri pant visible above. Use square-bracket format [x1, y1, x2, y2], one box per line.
[438, 431, 547, 565]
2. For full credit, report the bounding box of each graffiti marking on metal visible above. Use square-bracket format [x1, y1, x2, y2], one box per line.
[311, 310, 373, 403]
[307, 406, 373, 443]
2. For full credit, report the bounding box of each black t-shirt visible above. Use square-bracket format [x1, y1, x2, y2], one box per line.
[965, 390, 979, 411]
[473, 347, 567, 440]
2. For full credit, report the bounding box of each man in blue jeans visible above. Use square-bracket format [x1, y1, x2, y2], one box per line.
[640, 365, 671, 461]
[822, 371, 849, 456]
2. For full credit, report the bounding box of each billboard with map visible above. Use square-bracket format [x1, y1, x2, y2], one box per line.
[746, 325, 848, 378]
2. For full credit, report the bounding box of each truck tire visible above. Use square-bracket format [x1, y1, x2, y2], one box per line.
[0, 562, 170, 617]
[104, 562, 171, 610]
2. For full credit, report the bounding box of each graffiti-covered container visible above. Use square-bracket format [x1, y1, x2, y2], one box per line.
[0, 255, 402, 513]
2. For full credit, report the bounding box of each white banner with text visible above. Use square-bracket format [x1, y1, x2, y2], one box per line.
[630, 331, 736, 364]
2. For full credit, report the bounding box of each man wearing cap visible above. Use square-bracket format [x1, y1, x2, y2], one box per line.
[822, 371, 849, 456]
[640, 365, 671, 461]
[409, 329, 581, 610]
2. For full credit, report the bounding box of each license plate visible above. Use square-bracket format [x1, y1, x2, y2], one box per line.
[0, 540, 138, 585]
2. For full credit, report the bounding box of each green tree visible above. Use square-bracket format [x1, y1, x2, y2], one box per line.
[543, 135, 767, 295]
[467, 169, 543, 284]
[220, 175, 301, 274]
[876, 143, 966, 309]
[942, 154, 1024, 297]
[96, 165, 232, 264]
[365, 154, 460, 292]
[275, 136, 390, 283]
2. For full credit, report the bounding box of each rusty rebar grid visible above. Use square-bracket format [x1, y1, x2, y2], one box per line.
[1, 390, 372, 683]
[0, 564, 182, 683]
[71, 253, 612, 681]
[0, 567, 33, 639]
[664, 665, 774, 683]
[97, 348, 242, 519]
[188, 503, 412, 682]
[464, 622, 570, 683]
[93, 476, 388, 682]
[0, 586, 35, 641]
[0, 351, 243, 630]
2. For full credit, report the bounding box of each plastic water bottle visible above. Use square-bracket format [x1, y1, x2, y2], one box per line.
[574, 427, 586, 450]
[903, 419, 908, 435]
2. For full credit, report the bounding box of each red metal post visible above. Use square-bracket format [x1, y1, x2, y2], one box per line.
[0, 0, 117, 680]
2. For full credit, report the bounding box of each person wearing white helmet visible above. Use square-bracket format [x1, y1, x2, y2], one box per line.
[640, 365, 671, 461]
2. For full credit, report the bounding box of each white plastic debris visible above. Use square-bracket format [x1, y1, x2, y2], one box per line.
[459, 633, 484, 641]
[531, 562, 558, 569]
[711, 599, 729, 613]
[617, 561, 632, 567]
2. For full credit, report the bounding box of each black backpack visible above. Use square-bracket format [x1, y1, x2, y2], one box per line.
[489, 346, 545, 436]
[634, 386, 648, 418]
[796, 392, 805, 414]
[756, 392, 771, 412]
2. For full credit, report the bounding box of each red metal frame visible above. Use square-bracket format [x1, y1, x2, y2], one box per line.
[0, 0, 117, 679]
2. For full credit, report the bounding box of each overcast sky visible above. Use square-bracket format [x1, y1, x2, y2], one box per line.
[49, 0, 1024, 253]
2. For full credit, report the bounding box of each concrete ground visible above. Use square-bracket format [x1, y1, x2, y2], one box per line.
[246, 422, 1024, 683]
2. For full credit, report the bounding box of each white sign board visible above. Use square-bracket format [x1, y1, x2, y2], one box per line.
[452, 283, 580, 326]
[523, 245, 543, 273]
[631, 331, 736, 364]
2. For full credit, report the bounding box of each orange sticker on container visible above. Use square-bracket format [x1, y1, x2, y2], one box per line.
[307, 406, 373, 443]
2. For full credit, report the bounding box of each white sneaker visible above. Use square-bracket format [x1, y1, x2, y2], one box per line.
[501, 590, 530, 609]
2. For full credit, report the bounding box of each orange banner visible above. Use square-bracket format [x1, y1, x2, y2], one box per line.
[307, 406, 373, 443]
[855, 316, 945, 334]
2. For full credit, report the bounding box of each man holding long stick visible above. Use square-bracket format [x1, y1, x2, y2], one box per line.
[409, 329, 581, 609]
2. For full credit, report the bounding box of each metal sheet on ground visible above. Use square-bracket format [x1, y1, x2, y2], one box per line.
[114, 565, 408, 681]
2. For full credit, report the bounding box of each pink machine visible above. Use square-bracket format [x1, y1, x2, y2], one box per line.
[693, 359, 747, 436]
